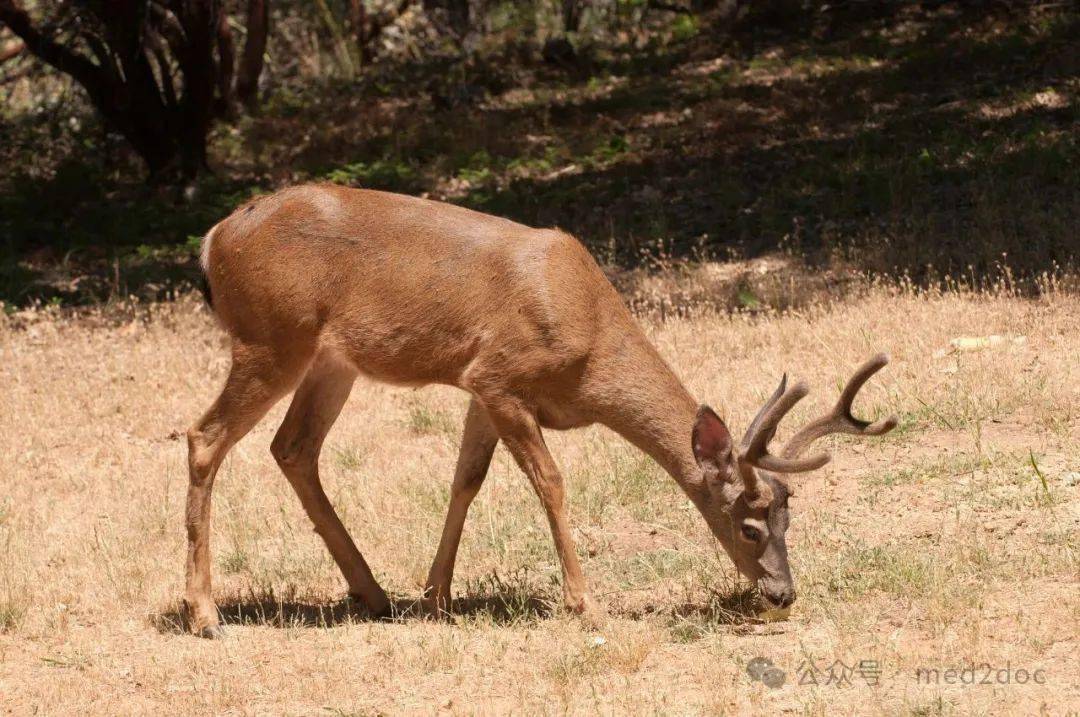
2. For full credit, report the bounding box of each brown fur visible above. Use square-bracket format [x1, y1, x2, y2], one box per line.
[184, 184, 892, 635]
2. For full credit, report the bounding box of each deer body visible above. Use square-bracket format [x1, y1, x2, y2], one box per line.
[186, 183, 895, 637]
[208, 187, 599, 389]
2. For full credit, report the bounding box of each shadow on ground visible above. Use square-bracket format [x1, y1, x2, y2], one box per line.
[151, 589, 556, 634]
[615, 585, 763, 627]
[150, 584, 768, 634]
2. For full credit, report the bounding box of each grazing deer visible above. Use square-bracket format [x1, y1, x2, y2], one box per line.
[186, 184, 896, 637]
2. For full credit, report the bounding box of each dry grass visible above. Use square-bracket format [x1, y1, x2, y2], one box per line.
[0, 275, 1077, 715]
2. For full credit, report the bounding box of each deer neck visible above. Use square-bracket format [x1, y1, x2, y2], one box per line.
[587, 328, 706, 501]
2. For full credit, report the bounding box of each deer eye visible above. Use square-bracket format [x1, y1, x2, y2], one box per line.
[741, 525, 762, 542]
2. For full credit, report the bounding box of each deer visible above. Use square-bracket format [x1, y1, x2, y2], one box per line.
[186, 183, 897, 637]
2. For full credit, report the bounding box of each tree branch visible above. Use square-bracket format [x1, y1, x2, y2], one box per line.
[0, 38, 23, 64]
[0, 0, 105, 92]
[145, 28, 178, 109]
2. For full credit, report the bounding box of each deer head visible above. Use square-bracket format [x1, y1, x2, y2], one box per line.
[691, 354, 898, 609]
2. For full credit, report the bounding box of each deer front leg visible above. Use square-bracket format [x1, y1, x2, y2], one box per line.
[483, 398, 599, 620]
[422, 398, 499, 615]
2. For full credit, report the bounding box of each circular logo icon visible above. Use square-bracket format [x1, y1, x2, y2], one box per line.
[747, 656, 786, 689]
[761, 665, 786, 688]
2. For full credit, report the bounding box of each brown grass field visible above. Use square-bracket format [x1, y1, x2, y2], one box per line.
[0, 271, 1077, 715]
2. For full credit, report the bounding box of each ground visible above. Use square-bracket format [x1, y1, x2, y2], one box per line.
[0, 274, 1076, 715]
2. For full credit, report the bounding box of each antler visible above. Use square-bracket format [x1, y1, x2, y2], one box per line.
[734, 355, 897, 505]
[780, 354, 899, 460]
[740, 373, 788, 450]
[737, 377, 831, 499]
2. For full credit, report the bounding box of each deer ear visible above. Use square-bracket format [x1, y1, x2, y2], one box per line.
[692, 405, 732, 471]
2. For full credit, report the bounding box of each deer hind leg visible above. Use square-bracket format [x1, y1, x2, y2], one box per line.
[422, 398, 499, 614]
[186, 342, 308, 638]
[482, 396, 600, 620]
[270, 352, 389, 616]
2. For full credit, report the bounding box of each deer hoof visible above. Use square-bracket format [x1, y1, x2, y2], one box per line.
[348, 590, 392, 619]
[418, 595, 452, 621]
[197, 624, 227, 640]
[570, 595, 607, 628]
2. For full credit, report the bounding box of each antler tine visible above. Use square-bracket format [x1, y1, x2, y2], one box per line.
[740, 373, 788, 447]
[738, 380, 831, 475]
[781, 353, 899, 460]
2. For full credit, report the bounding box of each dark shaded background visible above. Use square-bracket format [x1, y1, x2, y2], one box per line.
[1, 0, 1076, 307]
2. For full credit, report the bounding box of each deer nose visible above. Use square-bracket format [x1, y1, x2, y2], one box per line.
[765, 587, 796, 608]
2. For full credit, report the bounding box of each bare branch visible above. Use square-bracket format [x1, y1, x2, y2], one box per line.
[145, 28, 178, 109]
[149, 1, 188, 55]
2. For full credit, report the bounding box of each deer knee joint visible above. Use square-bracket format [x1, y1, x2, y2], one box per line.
[187, 427, 217, 480]
[271, 435, 312, 473]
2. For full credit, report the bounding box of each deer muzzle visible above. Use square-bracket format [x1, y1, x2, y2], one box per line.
[758, 577, 796, 609]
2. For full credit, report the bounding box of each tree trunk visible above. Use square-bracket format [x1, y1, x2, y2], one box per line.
[172, 0, 219, 178]
[562, 0, 583, 34]
[447, 0, 469, 39]
[348, 0, 367, 61]
[0, 0, 231, 180]
[0, 0, 182, 174]
[215, 8, 236, 118]
[235, 0, 268, 108]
